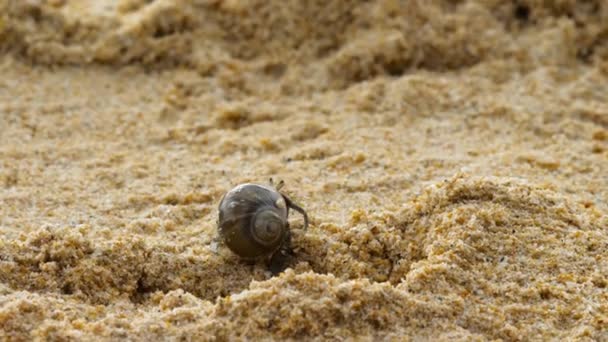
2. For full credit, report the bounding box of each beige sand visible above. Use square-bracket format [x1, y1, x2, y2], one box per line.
[1, 0, 607, 340]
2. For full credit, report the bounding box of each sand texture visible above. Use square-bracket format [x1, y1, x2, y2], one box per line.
[1, 0, 608, 340]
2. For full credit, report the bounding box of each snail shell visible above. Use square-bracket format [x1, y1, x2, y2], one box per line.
[217, 183, 308, 261]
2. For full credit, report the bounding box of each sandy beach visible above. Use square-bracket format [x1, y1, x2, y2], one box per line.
[1, 0, 607, 340]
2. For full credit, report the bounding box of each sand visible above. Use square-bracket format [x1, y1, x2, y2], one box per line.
[0, 0, 607, 340]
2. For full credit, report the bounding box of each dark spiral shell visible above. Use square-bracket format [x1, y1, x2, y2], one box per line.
[218, 183, 289, 260]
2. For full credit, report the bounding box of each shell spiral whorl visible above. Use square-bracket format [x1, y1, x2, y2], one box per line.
[252, 208, 285, 247]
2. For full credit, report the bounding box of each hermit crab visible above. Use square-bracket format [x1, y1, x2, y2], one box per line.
[217, 179, 308, 274]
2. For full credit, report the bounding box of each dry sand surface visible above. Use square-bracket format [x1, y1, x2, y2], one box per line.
[1, 0, 608, 340]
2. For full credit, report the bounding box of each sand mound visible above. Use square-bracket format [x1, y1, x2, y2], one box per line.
[1, 0, 607, 340]
[2, 175, 606, 339]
